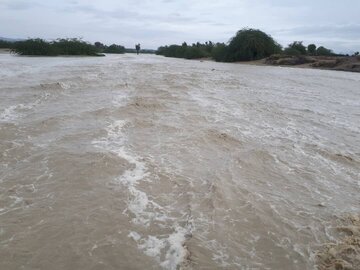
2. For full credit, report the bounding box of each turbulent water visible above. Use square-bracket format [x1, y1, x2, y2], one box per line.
[0, 53, 359, 270]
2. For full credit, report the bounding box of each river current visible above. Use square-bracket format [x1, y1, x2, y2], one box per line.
[0, 53, 359, 269]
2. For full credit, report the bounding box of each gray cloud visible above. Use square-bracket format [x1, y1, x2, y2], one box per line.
[1, 0, 41, 10]
[0, 0, 359, 52]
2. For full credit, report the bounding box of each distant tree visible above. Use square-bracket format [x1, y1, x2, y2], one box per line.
[316, 46, 333, 56]
[285, 41, 307, 55]
[12, 38, 100, 56]
[307, 44, 317, 55]
[156, 28, 283, 62]
[203, 41, 214, 53]
[94, 42, 105, 50]
[184, 47, 205, 59]
[12, 39, 56, 55]
[227, 28, 282, 61]
[0, 40, 13, 48]
[53, 38, 99, 55]
[211, 43, 229, 62]
[156, 46, 166, 55]
[283, 47, 302, 56]
[354, 51, 359, 56]
[103, 44, 125, 54]
[156, 42, 212, 59]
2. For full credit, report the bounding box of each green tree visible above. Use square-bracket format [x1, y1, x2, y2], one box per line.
[211, 43, 229, 62]
[307, 44, 317, 55]
[0, 40, 13, 48]
[316, 46, 333, 56]
[183, 47, 205, 59]
[12, 38, 100, 56]
[285, 41, 307, 55]
[283, 47, 302, 56]
[227, 28, 282, 61]
[103, 44, 125, 54]
[12, 39, 56, 55]
[94, 42, 105, 50]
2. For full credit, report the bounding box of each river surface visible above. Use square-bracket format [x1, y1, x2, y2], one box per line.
[0, 53, 359, 270]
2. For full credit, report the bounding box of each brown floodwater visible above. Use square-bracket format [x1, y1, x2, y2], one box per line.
[0, 53, 359, 270]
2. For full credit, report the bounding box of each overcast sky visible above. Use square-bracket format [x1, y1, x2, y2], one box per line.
[1, 0, 359, 53]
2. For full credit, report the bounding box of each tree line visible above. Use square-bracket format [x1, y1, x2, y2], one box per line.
[156, 28, 359, 62]
[2, 38, 128, 56]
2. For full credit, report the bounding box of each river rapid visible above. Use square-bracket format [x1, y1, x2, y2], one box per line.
[1, 53, 359, 269]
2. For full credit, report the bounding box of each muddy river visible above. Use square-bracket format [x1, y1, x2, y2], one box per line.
[1, 53, 359, 269]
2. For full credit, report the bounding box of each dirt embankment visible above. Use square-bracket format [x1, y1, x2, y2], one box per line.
[264, 54, 360, 73]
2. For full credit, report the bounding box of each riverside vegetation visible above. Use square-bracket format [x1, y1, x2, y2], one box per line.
[156, 28, 360, 72]
[2, 29, 359, 71]
[4, 38, 127, 56]
[3, 38, 157, 56]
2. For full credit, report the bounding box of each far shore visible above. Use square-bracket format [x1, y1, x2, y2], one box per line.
[2, 47, 359, 73]
[235, 55, 360, 73]
[200, 55, 360, 73]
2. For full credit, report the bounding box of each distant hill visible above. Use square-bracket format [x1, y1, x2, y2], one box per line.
[0, 37, 24, 42]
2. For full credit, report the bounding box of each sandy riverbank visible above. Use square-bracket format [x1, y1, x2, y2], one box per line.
[238, 55, 360, 73]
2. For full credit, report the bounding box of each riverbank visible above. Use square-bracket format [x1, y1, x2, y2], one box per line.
[0, 48, 11, 54]
[238, 55, 360, 73]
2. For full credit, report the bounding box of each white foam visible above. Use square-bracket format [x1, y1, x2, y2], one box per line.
[0, 92, 51, 123]
[93, 119, 191, 269]
[92, 120, 156, 226]
[140, 235, 166, 258]
[128, 231, 141, 241]
[0, 104, 23, 122]
[160, 227, 189, 270]
[129, 226, 190, 270]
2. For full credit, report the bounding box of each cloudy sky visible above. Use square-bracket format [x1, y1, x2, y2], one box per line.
[1, 0, 359, 53]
